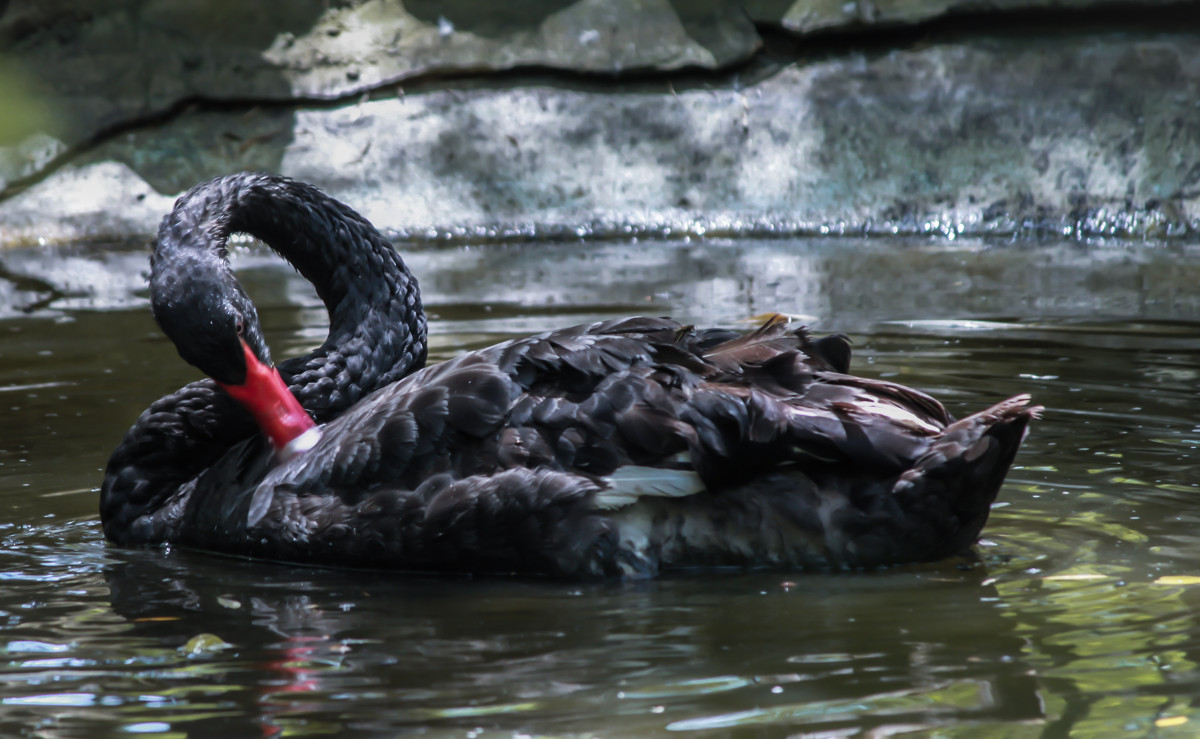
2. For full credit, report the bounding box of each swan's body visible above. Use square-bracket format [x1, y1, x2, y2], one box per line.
[101, 173, 1038, 578]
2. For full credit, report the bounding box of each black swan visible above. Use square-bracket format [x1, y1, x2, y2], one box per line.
[101, 172, 1039, 578]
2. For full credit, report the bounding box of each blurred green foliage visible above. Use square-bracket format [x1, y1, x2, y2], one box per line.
[0, 59, 48, 146]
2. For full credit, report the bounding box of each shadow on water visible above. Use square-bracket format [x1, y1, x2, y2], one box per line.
[4, 237, 1200, 734]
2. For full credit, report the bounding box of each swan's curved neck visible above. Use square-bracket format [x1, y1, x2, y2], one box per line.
[159, 173, 428, 418]
[103, 173, 427, 546]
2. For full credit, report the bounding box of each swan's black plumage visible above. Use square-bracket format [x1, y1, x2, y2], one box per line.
[101, 173, 1038, 577]
[101, 173, 426, 544]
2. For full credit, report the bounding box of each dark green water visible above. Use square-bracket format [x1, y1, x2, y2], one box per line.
[3, 237, 1200, 736]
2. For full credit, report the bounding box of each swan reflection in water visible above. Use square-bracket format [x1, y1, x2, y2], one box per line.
[102, 547, 1046, 735]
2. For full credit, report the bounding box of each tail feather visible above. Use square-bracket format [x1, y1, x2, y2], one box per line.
[889, 394, 1041, 560]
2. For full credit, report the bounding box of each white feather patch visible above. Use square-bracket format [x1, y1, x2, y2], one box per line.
[844, 398, 942, 434]
[592, 464, 706, 510]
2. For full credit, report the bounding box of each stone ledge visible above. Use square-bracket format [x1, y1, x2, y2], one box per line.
[1, 2, 1198, 246]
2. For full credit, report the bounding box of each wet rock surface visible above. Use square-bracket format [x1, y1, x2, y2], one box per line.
[0, 1, 1197, 245]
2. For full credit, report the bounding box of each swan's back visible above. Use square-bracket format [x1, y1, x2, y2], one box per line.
[171, 315, 1037, 577]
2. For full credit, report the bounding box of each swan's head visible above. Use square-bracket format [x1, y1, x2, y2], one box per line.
[149, 248, 270, 385]
[149, 243, 318, 459]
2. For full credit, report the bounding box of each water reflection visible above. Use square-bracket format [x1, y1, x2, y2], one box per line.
[85, 546, 1041, 736]
[3, 238, 1200, 734]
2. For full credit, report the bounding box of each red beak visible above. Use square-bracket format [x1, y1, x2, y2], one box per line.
[217, 339, 319, 459]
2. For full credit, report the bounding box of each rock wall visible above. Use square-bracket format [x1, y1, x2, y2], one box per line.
[0, 0, 1197, 246]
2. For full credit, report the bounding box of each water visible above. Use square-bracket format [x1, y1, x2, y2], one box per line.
[3, 236, 1200, 736]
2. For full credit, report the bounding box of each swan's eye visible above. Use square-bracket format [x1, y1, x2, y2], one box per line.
[234, 316, 245, 336]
